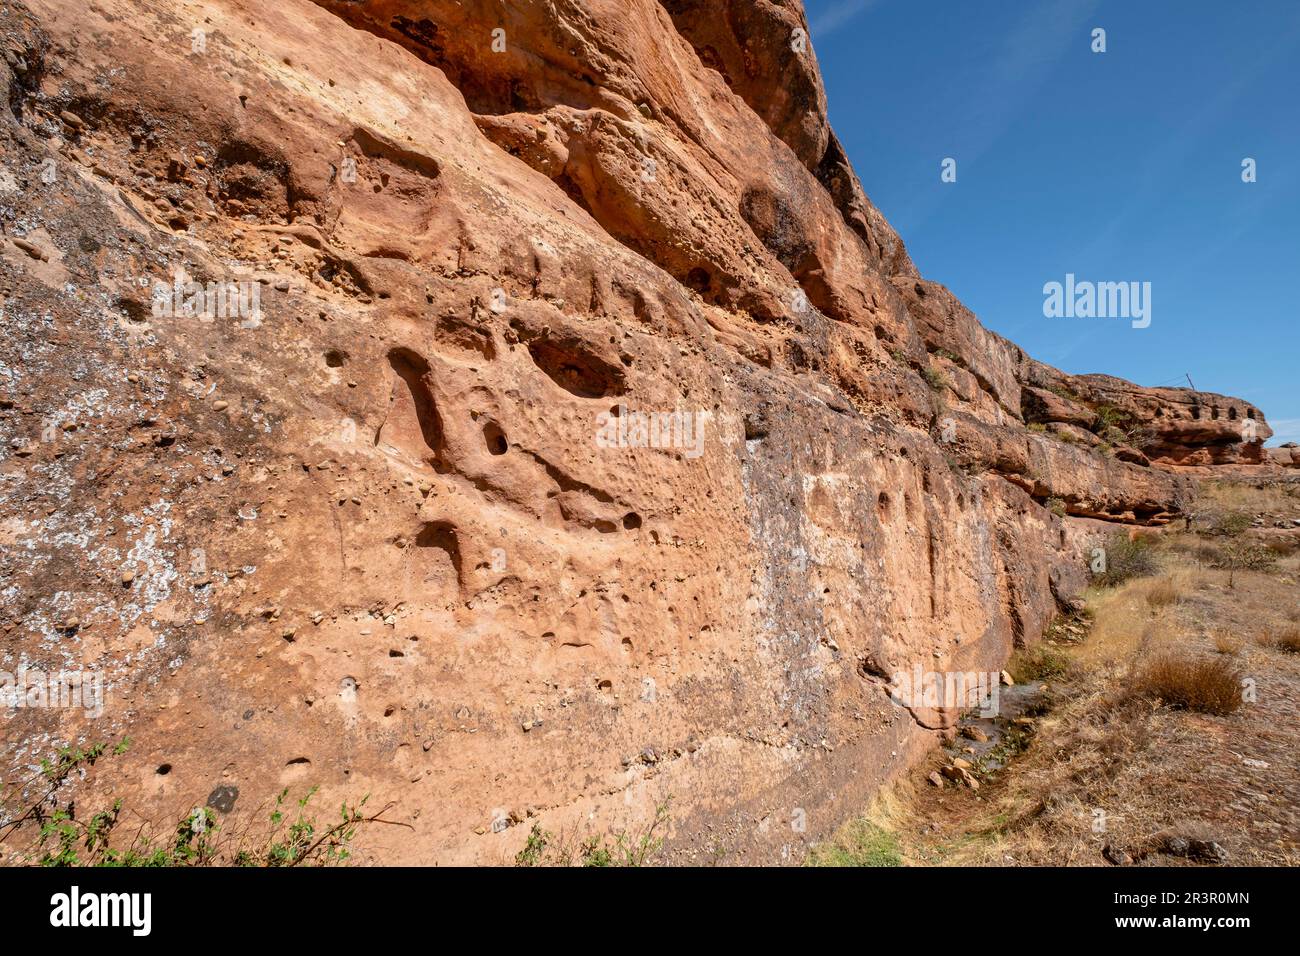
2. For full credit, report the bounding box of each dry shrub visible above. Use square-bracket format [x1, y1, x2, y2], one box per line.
[1194, 543, 1221, 566]
[1144, 577, 1180, 611]
[1212, 542, 1278, 573]
[1274, 628, 1300, 654]
[1134, 655, 1243, 715]
[1212, 632, 1242, 655]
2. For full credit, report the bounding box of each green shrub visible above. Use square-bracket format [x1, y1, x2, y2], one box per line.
[1012, 643, 1073, 682]
[1092, 534, 1160, 586]
[1207, 511, 1253, 536]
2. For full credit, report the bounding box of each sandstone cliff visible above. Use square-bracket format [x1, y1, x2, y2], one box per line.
[0, 0, 1282, 863]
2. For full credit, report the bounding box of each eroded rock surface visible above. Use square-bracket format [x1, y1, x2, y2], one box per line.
[0, 0, 1282, 863]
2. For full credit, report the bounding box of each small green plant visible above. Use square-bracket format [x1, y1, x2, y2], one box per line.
[1095, 404, 1127, 430]
[579, 837, 614, 867]
[514, 824, 552, 867]
[3, 741, 397, 867]
[577, 801, 670, 867]
[1092, 404, 1154, 450]
[921, 365, 949, 391]
[1045, 383, 1083, 403]
[807, 819, 902, 867]
[1046, 497, 1067, 518]
[512, 801, 671, 867]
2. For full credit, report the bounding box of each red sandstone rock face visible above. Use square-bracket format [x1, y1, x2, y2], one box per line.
[1268, 444, 1300, 468]
[0, 0, 1277, 863]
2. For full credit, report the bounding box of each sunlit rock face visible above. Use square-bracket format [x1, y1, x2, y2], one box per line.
[0, 0, 1275, 863]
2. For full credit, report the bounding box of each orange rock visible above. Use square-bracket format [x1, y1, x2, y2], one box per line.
[0, 0, 1280, 866]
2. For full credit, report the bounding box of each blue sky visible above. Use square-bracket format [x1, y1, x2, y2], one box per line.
[806, 0, 1299, 445]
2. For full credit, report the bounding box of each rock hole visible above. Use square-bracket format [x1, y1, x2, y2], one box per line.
[686, 267, 712, 292]
[415, 522, 463, 583]
[483, 420, 509, 455]
[622, 512, 642, 530]
[525, 337, 627, 398]
[377, 348, 446, 469]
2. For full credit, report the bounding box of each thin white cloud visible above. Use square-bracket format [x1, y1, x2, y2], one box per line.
[809, 0, 881, 38]
[1265, 418, 1300, 446]
[888, 0, 1102, 234]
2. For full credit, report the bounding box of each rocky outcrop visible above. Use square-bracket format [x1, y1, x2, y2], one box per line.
[0, 0, 1276, 864]
[1268, 444, 1300, 468]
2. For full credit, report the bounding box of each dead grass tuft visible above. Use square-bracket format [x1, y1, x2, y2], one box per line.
[1144, 577, 1180, 611]
[1133, 654, 1243, 715]
[1273, 628, 1300, 654]
[1211, 631, 1242, 655]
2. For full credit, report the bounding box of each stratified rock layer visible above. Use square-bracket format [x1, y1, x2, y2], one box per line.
[0, 0, 1280, 863]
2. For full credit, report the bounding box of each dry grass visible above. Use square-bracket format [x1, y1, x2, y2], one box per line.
[1144, 576, 1181, 611]
[1212, 631, 1242, 655]
[1132, 654, 1243, 715]
[1273, 628, 1300, 654]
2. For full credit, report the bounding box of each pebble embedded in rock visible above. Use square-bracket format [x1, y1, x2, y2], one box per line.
[206, 785, 239, 814]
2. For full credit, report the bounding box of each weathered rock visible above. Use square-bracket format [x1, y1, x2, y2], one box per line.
[0, 0, 1277, 867]
[1023, 386, 1097, 429]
